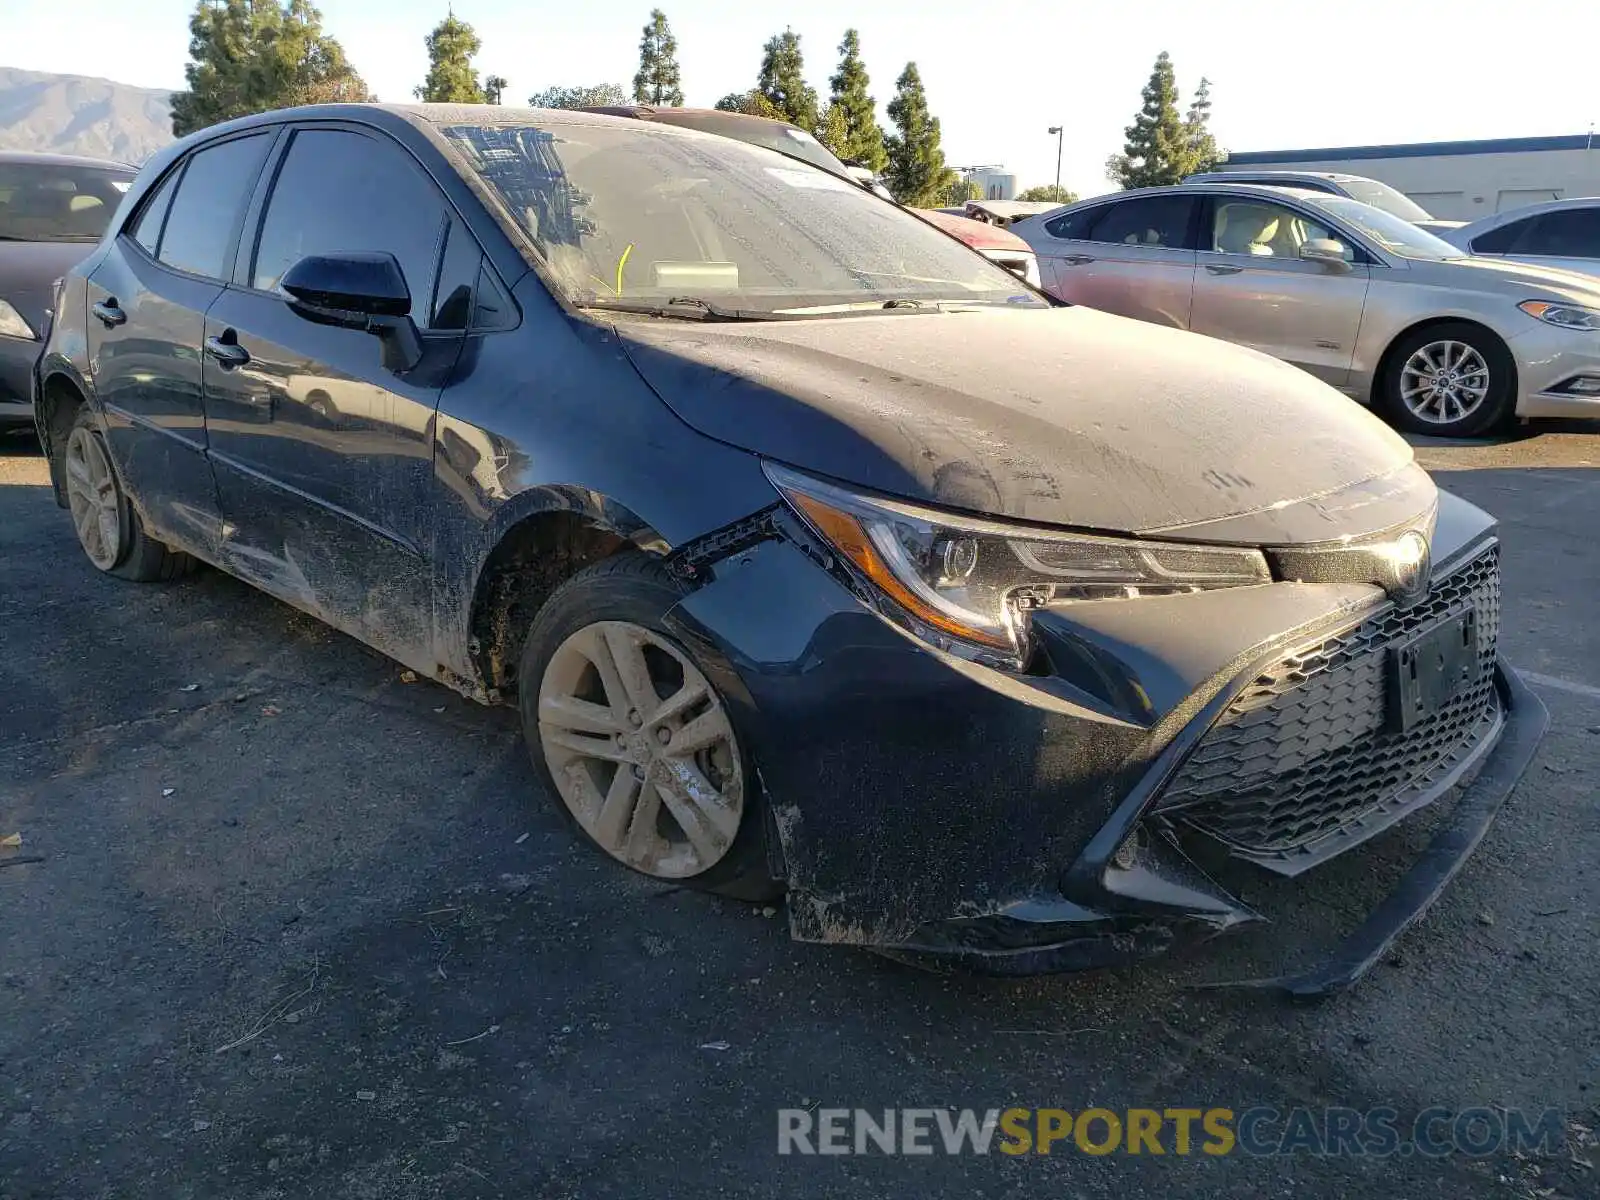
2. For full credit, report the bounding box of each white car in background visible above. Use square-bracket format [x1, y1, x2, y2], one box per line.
[1183, 170, 1463, 234]
[1440, 198, 1600, 280]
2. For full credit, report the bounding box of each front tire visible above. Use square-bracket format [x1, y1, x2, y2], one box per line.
[517, 554, 780, 901]
[1379, 323, 1514, 438]
[63, 407, 194, 582]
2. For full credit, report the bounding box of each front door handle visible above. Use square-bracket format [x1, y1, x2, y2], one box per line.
[1205, 264, 1244, 276]
[91, 299, 125, 328]
[204, 333, 251, 369]
[1061, 253, 1096, 265]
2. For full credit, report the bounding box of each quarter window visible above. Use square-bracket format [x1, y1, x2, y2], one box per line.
[156, 134, 271, 279]
[130, 167, 180, 256]
[1043, 207, 1102, 240]
[251, 129, 446, 319]
[1085, 196, 1195, 249]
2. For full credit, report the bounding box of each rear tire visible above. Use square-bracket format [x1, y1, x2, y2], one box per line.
[1378, 322, 1514, 438]
[63, 406, 195, 582]
[517, 553, 782, 902]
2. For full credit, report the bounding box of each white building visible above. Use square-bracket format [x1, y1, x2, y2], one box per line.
[963, 168, 1016, 201]
[1219, 134, 1600, 220]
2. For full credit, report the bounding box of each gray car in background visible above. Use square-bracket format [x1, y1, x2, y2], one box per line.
[1440, 197, 1600, 280]
[1182, 170, 1462, 234]
[0, 150, 136, 428]
[1015, 183, 1600, 437]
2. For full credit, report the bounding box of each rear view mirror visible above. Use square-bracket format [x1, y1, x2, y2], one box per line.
[1299, 238, 1353, 273]
[281, 252, 422, 373]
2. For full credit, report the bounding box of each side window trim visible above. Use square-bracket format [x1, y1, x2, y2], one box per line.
[127, 129, 278, 284]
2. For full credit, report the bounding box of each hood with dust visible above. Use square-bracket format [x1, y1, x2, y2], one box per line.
[614, 305, 1435, 544]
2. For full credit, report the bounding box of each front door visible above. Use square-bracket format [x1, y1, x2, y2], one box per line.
[85, 132, 273, 556]
[1189, 196, 1371, 388]
[1036, 194, 1199, 328]
[202, 125, 468, 668]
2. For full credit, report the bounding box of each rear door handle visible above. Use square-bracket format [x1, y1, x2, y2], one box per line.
[91, 299, 125, 327]
[204, 333, 251, 369]
[1205, 264, 1244, 276]
[1061, 253, 1096, 265]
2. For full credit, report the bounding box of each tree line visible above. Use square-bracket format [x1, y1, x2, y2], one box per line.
[169, 1, 1220, 201]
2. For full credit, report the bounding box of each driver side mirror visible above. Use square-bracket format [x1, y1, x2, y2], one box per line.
[280, 252, 423, 373]
[1299, 238, 1353, 273]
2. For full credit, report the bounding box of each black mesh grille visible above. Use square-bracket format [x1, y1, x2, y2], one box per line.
[1157, 546, 1502, 870]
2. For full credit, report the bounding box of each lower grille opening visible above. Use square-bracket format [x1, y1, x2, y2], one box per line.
[1156, 545, 1502, 874]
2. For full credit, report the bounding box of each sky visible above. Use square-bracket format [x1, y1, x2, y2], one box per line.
[6, 0, 1597, 195]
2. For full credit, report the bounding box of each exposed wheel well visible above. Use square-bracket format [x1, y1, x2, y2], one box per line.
[467, 511, 636, 700]
[37, 374, 87, 507]
[1369, 318, 1517, 408]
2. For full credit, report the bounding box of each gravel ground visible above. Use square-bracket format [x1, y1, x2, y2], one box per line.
[2, 421, 1597, 1198]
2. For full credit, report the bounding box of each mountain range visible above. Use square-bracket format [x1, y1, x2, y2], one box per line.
[0, 66, 175, 165]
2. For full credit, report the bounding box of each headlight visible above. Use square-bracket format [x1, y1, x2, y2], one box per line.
[765, 463, 1272, 664]
[1519, 300, 1600, 331]
[0, 299, 36, 340]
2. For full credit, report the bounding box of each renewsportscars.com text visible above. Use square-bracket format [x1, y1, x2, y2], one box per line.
[777, 1106, 1565, 1158]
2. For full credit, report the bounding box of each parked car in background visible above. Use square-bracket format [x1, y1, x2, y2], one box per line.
[1016, 182, 1600, 436]
[961, 199, 1063, 227]
[1182, 170, 1461, 233]
[34, 104, 1544, 987]
[582, 105, 1041, 286]
[1440, 197, 1600, 279]
[0, 150, 135, 428]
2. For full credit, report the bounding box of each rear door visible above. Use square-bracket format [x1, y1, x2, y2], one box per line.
[201, 123, 470, 663]
[85, 131, 274, 556]
[1034, 194, 1198, 327]
[1189, 194, 1372, 387]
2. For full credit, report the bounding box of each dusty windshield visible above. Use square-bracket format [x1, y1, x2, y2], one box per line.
[1311, 195, 1463, 260]
[443, 120, 1043, 313]
[0, 162, 133, 242]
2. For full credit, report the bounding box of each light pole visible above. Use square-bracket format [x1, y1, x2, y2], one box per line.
[1047, 126, 1063, 198]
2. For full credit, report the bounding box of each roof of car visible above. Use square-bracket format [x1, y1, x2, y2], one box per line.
[0, 148, 136, 170]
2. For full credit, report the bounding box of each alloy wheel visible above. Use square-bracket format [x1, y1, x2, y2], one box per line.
[536, 620, 744, 879]
[1399, 340, 1491, 426]
[64, 426, 122, 570]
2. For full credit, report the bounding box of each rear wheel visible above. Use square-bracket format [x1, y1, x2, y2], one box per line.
[1379, 323, 1514, 438]
[518, 554, 780, 900]
[63, 408, 194, 581]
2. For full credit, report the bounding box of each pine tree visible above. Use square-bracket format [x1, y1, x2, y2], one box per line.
[1183, 76, 1222, 173]
[1105, 51, 1192, 188]
[483, 74, 507, 105]
[714, 90, 779, 119]
[415, 13, 485, 104]
[883, 62, 957, 208]
[756, 29, 819, 131]
[816, 103, 849, 160]
[528, 83, 628, 109]
[171, 0, 371, 137]
[632, 8, 683, 106]
[825, 29, 886, 171]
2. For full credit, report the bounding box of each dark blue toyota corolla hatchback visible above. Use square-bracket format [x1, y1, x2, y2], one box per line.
[34, 105, 1545, 991]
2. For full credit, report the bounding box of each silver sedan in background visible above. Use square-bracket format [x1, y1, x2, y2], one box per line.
[1440, 197, 1600, 280]
[1014, 183, 1600, 437]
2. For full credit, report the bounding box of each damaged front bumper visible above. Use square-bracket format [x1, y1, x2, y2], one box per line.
[662, 491, 1547, 996]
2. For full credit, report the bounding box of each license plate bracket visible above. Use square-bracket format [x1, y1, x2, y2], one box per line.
[1390, 608, 1477, 732]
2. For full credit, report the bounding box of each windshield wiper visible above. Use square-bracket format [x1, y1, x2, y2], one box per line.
[579, 296, 782, 322]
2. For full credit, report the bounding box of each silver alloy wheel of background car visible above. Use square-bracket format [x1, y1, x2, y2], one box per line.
[1399, 340, 1492, 426]
[536, 620, 744, 880]
[64, 426, 122, 570]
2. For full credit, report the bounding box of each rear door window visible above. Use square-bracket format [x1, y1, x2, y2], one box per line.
[1513, 208, 1600, 258]
[157, 134, 272, 278]
[1086, 195, 1195, 249]
[249, 128, 446, 319]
